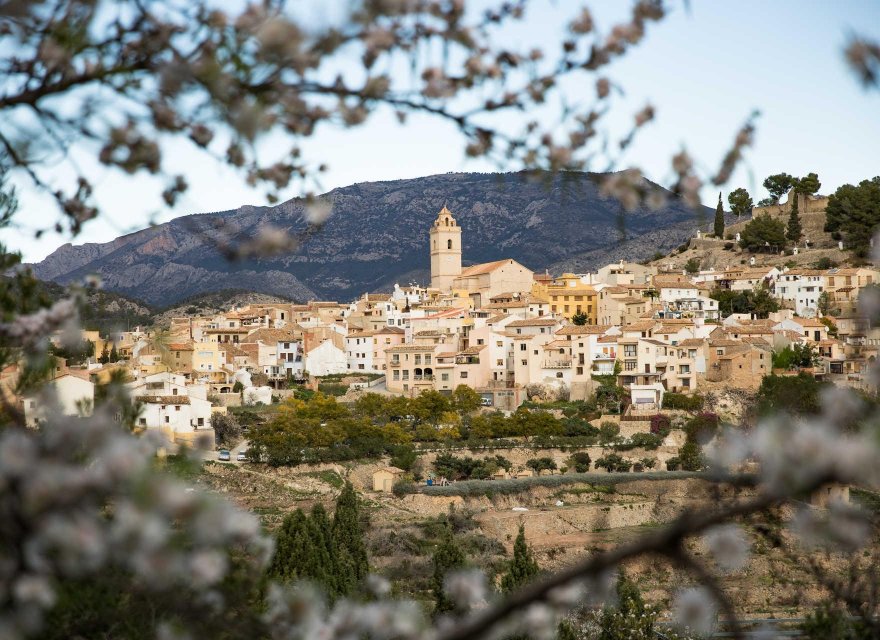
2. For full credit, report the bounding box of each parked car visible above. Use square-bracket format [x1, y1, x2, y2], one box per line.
[480, 397, 493, 407]
[236, 450, 247, 462]
[218, 449, 231, 461]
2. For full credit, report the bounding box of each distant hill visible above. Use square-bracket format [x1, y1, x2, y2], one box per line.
[151, 289, 294, 328]
[11, 276, 154, 334]
[30, 171, 712, 305]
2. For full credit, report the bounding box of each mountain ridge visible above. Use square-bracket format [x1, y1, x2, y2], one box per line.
[30, 171, 712, 305]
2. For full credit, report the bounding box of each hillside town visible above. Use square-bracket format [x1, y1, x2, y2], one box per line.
[16, 194, 880, 449]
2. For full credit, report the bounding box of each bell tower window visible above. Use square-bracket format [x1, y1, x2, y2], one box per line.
[447, 239, 452, 250]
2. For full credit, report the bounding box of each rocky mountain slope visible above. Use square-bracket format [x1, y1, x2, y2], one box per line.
[31, 171, 712, 305]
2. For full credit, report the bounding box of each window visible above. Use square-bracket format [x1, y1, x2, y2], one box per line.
[393, 371, 400, 381]
[425, 355, 432, 365]
[441, 373, 450, 381]
[576, 367, 583, 375]
[496, 341, 503, 347]
[460, 371, 468, 378]
[520, 344, 526, 351]
[625, 361, 636, 371]
[402, 371, 409, 380]
[497, 359, 503, 366]
[164, 416, 169, 423]
[139, 418, 146, 425]
[172, 388, 178, 395]
[521, 359, 527, 366]
[556, 372, 563, 378]
[197, 418, 204, 427]
[447, 239, 452, 249]
[175, 406, 180, 412]
[533, 350, 538, 355]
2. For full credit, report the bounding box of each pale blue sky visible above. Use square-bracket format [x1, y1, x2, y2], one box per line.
[6, 0, 879, 263]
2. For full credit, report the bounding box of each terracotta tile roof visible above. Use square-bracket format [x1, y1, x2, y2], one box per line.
[459, 345, 487, 355]
[598, 335, 618, 343]
[458, 259, 511, 277]
[677, 338, 705, 347]
[556, 324, 611, 335]
[742, 336, 771, 345]
[135, 395, 190, 405]
[792, 317, 826, 328]
[617, 296, 645, 304]
[386, 344, 437, 352]
[507, 317, 558, 327]
[654, 325, 688, 334]
[482, 301, 528, 310]
[486, 313, 510, 324]
[709, 339, 742, 347]
[242, 328, 299, 344]
[623, 320, 656, 331]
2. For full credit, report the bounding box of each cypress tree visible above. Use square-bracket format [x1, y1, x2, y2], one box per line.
[109, 343, 119, 363]
[713, 191, 725, 238]
[268, 509, 312, 583]
[500, 523, 539, 593]
[787, 189, 802, 242]
[98, 344, 109, 364]
[304, 505, 336, 594]
[332, 482, 369, 584]
[431, 525, 466, 615]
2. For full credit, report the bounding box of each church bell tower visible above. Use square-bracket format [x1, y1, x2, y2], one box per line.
[429, 205, 462, 291]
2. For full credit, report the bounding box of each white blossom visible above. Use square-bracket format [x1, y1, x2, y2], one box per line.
[305, 200, 333, 225]
[791, 501, 872, 552]
[704, 524, 750, 573]
[444, 569, 488, 610]
[672, 586, 716, 636]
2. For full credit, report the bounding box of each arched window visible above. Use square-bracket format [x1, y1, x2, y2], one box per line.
[444, 218, 449, 226]
[447, 239, 452, 250]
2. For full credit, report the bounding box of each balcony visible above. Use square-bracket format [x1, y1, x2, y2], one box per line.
[543, 359, 572, 369]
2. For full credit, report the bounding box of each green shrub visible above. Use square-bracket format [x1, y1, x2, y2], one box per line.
[684, 412, 719, 445]
[662, 392, 704, 411]
[567, 452, 592, 473]
[595, 453, 631, 472]
[598, 421, 620, 444]
[679, 441, 704, 471]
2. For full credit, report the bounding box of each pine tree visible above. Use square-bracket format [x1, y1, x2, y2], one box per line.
[500, 523, 539, 593]
[431, 525, 466, 615]
[787, 188, 802, 242]
[332, 482, 369, 584]
[713, 191, 725, 238]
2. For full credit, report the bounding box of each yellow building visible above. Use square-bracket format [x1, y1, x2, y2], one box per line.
[546, 273, 597, 324]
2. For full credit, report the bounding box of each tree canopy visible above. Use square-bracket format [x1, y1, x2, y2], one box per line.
[824, 176, 880, 258]
[763, 173, 794, 204]
[710, 287, 779, 318]
[727, 187, 753, 218]
[738, 213, 786, 252]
